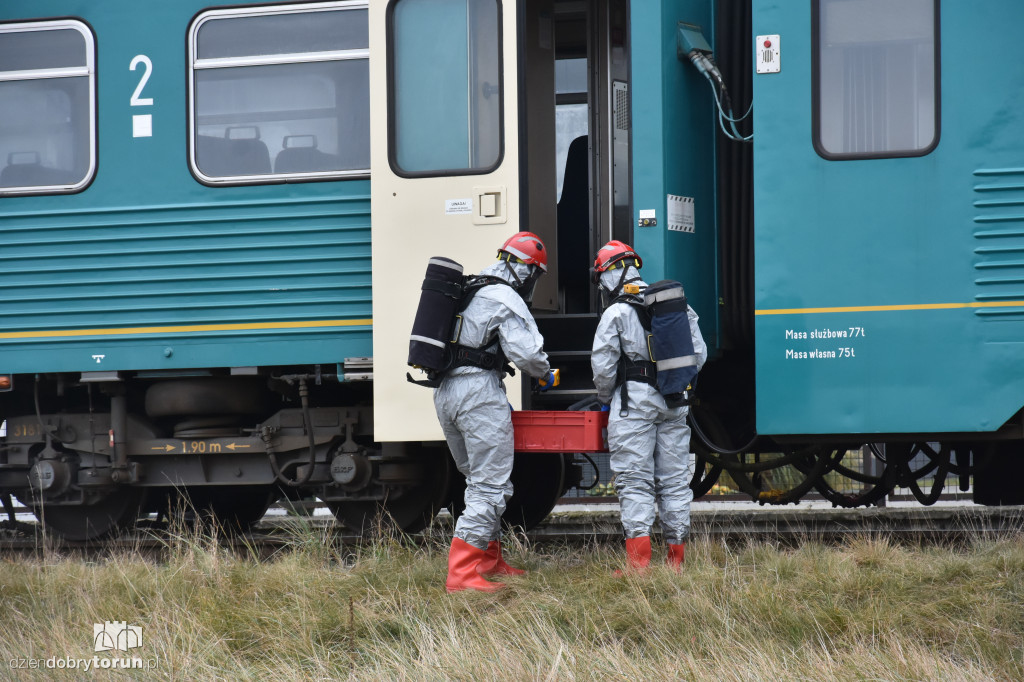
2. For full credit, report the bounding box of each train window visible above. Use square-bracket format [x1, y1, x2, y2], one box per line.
[388, 0, 503, 176]
[188, 2, 369, 185]
[0, 20, 96, 196]
[555, 57, 588, 201]
[813, 0, 939, 159]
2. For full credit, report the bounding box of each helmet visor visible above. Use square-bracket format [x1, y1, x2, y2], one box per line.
[518, 266, 543, 306]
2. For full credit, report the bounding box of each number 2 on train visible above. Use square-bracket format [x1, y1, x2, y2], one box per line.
[129, 55, 153, 106]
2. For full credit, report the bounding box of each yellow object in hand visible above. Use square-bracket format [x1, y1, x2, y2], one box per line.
[538, 368, 561, 388]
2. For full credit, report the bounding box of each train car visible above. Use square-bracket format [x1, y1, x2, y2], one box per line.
[1, 0, 1021, 541]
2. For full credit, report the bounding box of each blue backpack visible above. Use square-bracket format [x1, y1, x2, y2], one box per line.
[643, 280, 700, 395]
[615, 279, 700, 411]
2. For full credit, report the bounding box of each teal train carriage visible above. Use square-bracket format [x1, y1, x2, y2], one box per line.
[0, 0, 1021, 540]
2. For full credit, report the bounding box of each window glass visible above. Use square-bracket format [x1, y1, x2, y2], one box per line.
[391, 0, 502, 175]
[556, 104, 588, 202]
[816, 0, 937, 158]
[0, 28, 87, 72]
[197, 9, 368, 60]
[554, 56, 588, 201]
[555, 58, 587, 96]
[190, 2, 369, 183]
[0, 22, 95, 194]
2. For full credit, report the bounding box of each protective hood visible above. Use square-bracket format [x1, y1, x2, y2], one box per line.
[599, 265, 644, 299]
[481, 260, 542, 305]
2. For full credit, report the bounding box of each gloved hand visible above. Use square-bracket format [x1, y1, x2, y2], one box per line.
[536, 369, 560, 391]
[599, 403, 610, 412]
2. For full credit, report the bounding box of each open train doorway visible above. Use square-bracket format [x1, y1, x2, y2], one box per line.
[522, 0, 631, 405]
[522, 0, 630, 317]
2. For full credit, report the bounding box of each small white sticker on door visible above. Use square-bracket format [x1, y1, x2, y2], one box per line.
[132, 114, 152, 138]
[445, 198, 473, 215]
[638, 209, 657, 227]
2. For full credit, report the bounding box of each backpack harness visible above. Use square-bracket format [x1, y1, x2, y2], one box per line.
[407, 275, 516, 388]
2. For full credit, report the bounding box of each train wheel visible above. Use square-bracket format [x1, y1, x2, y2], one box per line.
[202, 486, 276, 530]
[22, 488, 145, 541]
[973, 441, 1024, 505]
[688, 406, 728, 498]
[810, 443, 897, 507]
[703, 442, 847, 504]
[446, 453, 568, 532]
[885, 442, 962, 506]
[329, 446, 451, 535]
[504, 453, 567, 530]
[158, 486, 276, 532]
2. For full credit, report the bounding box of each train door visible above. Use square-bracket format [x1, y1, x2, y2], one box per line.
[371, 0, 528, 441]
[371, 0, 630, 439]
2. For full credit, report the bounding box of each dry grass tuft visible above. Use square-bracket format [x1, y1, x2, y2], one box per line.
[0, 526, 1022, 681]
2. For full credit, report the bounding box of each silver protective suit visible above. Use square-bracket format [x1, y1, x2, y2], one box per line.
[434, 261, 551, 550]
[591, 267, 707, 543]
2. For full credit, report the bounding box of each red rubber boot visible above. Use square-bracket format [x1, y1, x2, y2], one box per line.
[478, 541, 525, 577]
[614, 535, 652, 576]
[445, 538, 506, 593]
[667, 543, 685, 571]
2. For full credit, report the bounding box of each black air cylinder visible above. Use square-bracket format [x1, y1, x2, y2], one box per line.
[408, 257, 464, 372]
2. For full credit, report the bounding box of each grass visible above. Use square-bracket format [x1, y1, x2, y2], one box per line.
[0, 522, 1023, 681]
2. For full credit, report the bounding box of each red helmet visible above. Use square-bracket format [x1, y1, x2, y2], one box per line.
[594, 240, 642, 273]
[498, 232, 548, 272]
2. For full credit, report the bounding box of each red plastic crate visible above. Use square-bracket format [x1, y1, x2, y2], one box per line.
[511, 410, 609, 453]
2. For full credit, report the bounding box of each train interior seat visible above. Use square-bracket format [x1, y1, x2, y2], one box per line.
[273, 134, 339, 173]
[557, 135, 592, 313]
[196, 126, 271, 177]
[0, 151, 79, 188]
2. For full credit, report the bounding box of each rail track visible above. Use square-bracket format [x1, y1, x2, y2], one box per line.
[1, 504, 1022, 560]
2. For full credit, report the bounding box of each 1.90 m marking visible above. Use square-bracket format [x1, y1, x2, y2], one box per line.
[149, 441, 221, 453]
[149, 441, 253, 453]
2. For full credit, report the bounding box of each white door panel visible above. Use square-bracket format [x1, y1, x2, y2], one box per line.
[371, 0, 522, 441]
